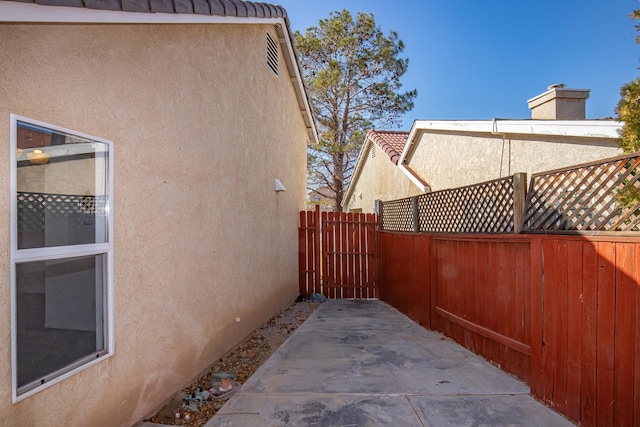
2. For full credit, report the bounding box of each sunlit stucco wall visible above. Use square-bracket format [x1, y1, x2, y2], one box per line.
[407, 131, 621, 191]
[0, 23, 308, 426]
[345, 141, 422, 213]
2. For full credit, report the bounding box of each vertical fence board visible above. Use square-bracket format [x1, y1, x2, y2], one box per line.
[530, 238, 544, 399]
[635, 243, 640, 427]
[353, 213, 361, 298]
[486, 242, 502, 364]
[340, 213, 348, 299]
[463, 241, 478, 352]
[325, 213, 335, 298]
[516, 240, 531, 383]
[417, 236, 431, 328]
[596, 242, 616, 427]
[371, 215, 377, 298]
[555, 240, 569, 416]
[298, 210, 308, 296]
[565, 240, 583, 423]
[298, 209, 319, 297]
[613, 243, 635, 426]
[580, 241, 598, 426]
[321, 211, 332, 298]
[499, 242, 518, 374]
[479, 240, 493, 368]
[540, 239, 558, 404]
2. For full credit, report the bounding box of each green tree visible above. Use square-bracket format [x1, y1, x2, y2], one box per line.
[617, 77, 640, 153]
[295, 10, 416, 212]
[616, 10, 640, 206]
[617, 10, 640, 153]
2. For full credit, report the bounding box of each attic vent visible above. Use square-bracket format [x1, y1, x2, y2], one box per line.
[266, 32, 279, 75]
[371, 145, 376, 159]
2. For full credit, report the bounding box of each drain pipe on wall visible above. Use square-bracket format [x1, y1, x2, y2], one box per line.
[492, 118, 511, 177]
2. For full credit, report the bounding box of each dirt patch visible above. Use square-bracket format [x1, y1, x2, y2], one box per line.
[145, 300, 319, 426]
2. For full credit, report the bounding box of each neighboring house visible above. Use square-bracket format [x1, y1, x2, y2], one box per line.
[344, 86, 623, 212]
[344, 130, 425, 213]
[307, 186, 335, 211]
[0, 1, 316, 426]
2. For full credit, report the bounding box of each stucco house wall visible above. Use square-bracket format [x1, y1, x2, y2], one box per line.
[0, 12, 311, 427]
[346, 142, 421, 212]
[406, 129, 621, 191]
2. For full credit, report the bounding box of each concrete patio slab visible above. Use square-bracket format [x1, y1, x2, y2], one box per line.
[206, 299, 574, 427]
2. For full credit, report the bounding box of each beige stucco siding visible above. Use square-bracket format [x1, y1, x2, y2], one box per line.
[407, 131, 621, 191]
[346, 143, 422, 212]
[0, 23, 308, 426]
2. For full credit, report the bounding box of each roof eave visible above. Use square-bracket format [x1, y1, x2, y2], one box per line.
[409, 119, 622, 139]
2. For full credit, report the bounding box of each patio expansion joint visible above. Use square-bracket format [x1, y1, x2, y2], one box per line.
[236, 391, 533, 397]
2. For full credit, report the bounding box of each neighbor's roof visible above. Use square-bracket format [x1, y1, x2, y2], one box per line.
[0, 0, 286, 18]
[308, 186, 335, 201]
[342, 130, 413, 208]
[367, 130, 409, 166]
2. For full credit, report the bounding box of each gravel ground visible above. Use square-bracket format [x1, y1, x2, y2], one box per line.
[145, 300, 319, 426]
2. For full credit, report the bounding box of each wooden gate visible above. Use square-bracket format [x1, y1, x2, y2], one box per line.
[299, 207, 379, 298]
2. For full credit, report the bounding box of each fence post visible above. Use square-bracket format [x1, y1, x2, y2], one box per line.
[513, 172, 527, 233]
[411, 196, 420, 233]
[314, 204, 321, 294]
[375, 199, 382, 228]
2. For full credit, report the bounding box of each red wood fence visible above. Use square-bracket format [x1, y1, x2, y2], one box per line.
[379, 231, 640, 427]
[299, 207, 378, 298]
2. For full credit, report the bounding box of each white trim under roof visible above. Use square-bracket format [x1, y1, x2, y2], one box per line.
[398, 163, 429, 193]
[398, 119, 622, 167]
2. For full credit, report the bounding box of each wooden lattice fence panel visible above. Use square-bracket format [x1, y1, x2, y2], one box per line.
[380, 175, 524, 233]
[522, 153, 640, 233]
[380, 197, 412, 232]
[418, 177, 517, 233]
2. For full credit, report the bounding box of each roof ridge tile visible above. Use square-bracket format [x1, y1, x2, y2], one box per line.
[149, 0, 172, 13]
[208, 0, 225, 15]
[4, 0, 288, 19]
[192, 0, 210, 14]
[367, 129, 409, 165]
[234, 0, 247, 16]
[84, 0, 121, 12]
[174, 0, 194, 14]
[243, 1, 256, 17]
[220, 0, 235, 16]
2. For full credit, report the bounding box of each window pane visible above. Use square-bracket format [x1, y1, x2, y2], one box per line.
[16, 121, 109, 249]
[16, 254, 106, 392]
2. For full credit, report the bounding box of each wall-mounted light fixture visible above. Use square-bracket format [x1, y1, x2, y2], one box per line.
[275, 178, 287, 192]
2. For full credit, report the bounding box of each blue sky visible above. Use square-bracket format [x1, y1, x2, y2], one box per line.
[277, 0, 640, 129]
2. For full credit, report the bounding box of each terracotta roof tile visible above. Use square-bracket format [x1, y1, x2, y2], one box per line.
[367, 130, 409, 165]
[3, 0, 287, 18]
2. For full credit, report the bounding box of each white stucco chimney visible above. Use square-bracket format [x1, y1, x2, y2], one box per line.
[527, 84, 590, 120]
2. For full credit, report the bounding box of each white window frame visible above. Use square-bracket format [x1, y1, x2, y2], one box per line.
[10, 114, 114, 402]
